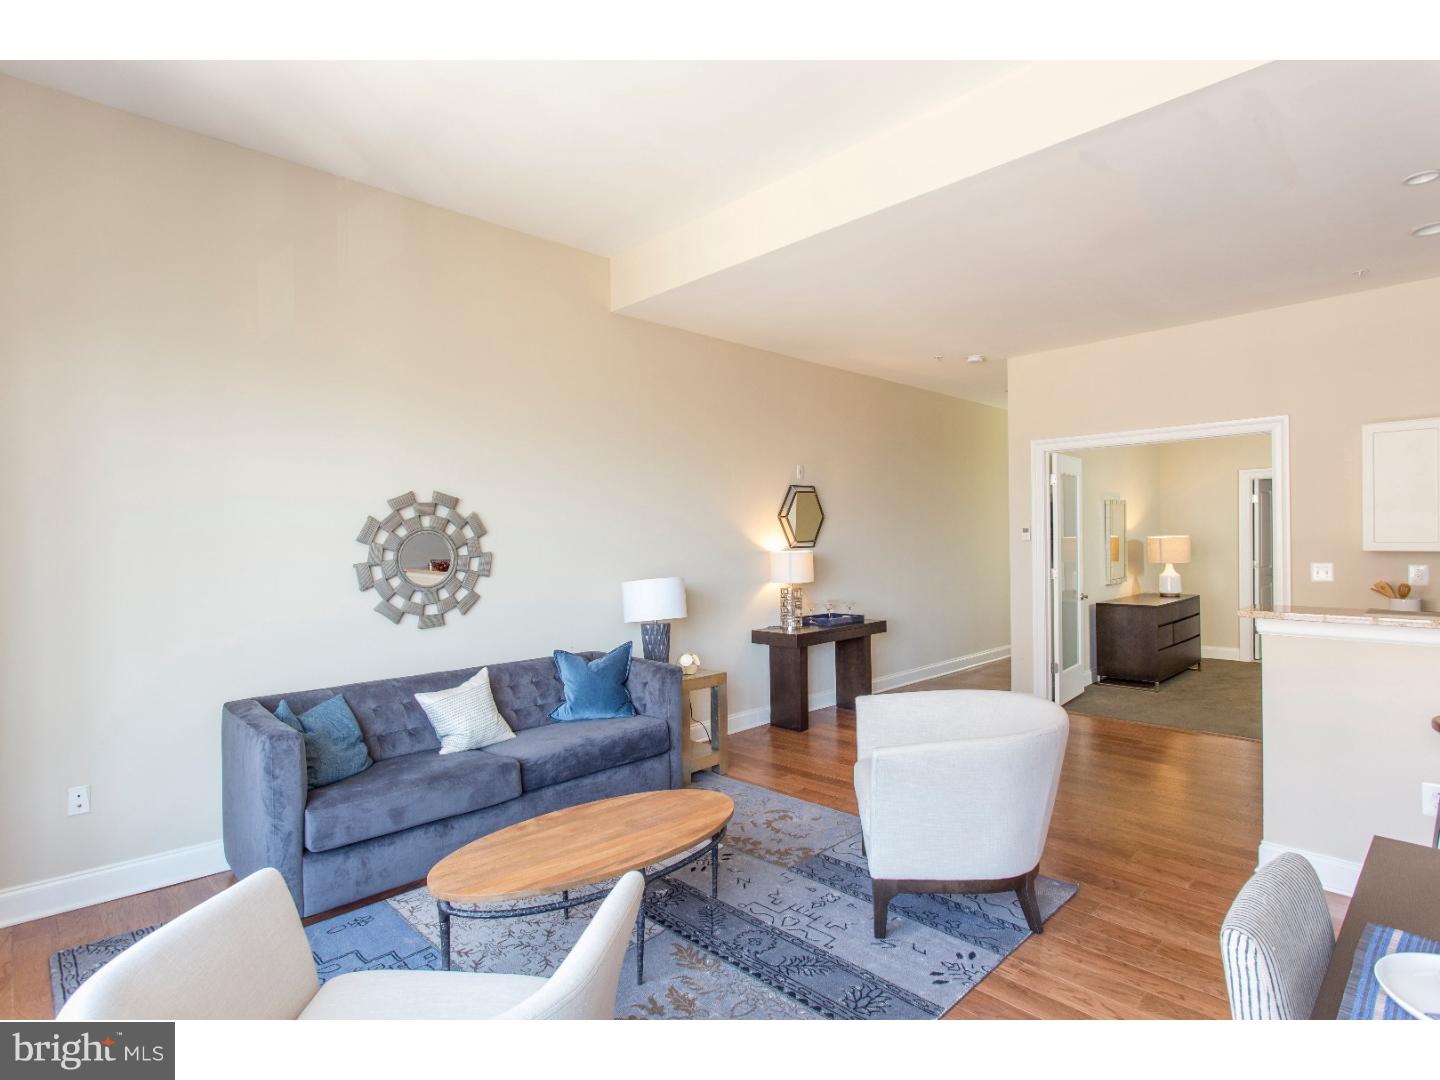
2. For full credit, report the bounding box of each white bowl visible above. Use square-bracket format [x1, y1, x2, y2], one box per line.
[1374, 952, 1440, 1019]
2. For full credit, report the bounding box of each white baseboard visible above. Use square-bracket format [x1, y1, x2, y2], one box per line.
[872, 645, 1012, 693]
[0, 840, 230, 929]
[1257, 840, 1361, 897]
[1201, 645, 1241, 661]
[729, 644, 1011, 732]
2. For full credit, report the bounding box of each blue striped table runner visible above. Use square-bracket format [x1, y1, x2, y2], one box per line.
[1338, 922, 1440, 1020]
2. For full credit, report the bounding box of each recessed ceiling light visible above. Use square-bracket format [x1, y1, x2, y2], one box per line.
[966, 354, 987, 364]
[1414, 222, 1440, 238]
[1403, 170, 1440, 186]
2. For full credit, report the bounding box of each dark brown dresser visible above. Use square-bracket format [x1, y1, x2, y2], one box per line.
[1095, 594, 1201, 687]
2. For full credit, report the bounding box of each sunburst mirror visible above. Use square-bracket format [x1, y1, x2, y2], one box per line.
[354, 490, 492, 628]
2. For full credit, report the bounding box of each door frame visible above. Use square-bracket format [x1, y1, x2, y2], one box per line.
[1029, 415, 1291, 699]
[1237, 467, 1275, 662]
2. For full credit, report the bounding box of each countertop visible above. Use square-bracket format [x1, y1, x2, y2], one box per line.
[1239, 604, 1440, 629]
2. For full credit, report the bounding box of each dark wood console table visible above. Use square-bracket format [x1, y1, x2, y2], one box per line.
[751, 620, 887, 732]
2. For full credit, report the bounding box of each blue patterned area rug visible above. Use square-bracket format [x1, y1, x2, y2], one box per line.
[51, 775, 1076, 1019]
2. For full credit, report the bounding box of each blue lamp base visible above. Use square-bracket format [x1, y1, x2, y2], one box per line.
[640, 622, 672, 663]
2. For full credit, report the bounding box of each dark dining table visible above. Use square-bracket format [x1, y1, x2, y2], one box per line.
[1311, 835, 1440, 1018]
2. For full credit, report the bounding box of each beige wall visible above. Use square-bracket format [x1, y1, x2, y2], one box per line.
[1008, 274, 1440, 692]
[0, 77, 1010, 896]
[1154, 436, 1271, 652]
[1070, 443, 1161, 674]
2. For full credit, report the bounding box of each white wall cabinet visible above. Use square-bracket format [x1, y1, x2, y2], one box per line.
[1363, 418, 1440, 551]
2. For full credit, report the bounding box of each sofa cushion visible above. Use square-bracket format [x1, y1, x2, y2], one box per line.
[414, 668, 515, 754]
[486, 657, 568, 731]
[303, 749, 521, 853]
[480, 714, 670, 791]
[277, 695, 372, 790]
[549, 643, 637, 722]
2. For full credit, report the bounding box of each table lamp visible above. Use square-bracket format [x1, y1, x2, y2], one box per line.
[770, 550, 814, 632]
[1146, 535, 1191, 596]
[622, 577, 687, 662]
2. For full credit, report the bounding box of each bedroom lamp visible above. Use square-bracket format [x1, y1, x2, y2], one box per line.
[1146, 535, 1192, 597]
[769, 550, 814, 633]
[622, 577, 687, 663]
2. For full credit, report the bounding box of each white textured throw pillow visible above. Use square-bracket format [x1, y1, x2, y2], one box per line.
[415, 668, 515, 754]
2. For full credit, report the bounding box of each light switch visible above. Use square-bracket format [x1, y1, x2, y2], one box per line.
[1310, 562, 1335, 583]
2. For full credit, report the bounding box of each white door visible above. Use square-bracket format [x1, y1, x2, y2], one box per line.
[1238, 468, 1275, 662]
[1051, 453, 1088, 704]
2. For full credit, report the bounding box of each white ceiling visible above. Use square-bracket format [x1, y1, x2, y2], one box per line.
[0, 59, 1018, 254]
[619, 61, 1440, 405]
[5, 60, 1439, 407]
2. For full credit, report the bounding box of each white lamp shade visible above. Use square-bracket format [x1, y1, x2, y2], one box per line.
[621, 577, 687, 623]
[769, 549, 815, 585]
[1145, 535, 1192, 565]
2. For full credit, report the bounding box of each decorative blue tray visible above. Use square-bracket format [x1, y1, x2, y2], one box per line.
[802, 613, 866, 628]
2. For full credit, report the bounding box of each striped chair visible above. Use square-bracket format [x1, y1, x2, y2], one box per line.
[1220, 853, 1335, 1019]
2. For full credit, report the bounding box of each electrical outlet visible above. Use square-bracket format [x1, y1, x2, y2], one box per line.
[67, 785, 90, 816]
[1310, 562, 1335, 583]
[1422, 783, 1440, 817]
[1410, 564, 1430, 588]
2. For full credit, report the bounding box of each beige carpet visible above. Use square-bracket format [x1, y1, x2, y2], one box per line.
[1067, 658, 1261, 740]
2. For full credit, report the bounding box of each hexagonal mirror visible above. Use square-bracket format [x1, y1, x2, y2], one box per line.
[778, 484, 824, 548]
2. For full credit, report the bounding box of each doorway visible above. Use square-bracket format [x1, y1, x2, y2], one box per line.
[1238, 468, 1275, 662]
[1030, 416, 1291, 718]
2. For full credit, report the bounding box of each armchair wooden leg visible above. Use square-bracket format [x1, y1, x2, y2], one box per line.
[1016, 869, 1043, 933]
[871, 878, 897, 939]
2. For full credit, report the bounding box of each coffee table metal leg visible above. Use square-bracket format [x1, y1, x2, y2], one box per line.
[634, 889, 647, 984]
[562, 889, 569, 919]
[437, 903, 451, 972]
[711, 838, 719, 899]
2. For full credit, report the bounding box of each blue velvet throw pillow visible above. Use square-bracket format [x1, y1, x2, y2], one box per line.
[549, 643, 638, 722]
[276, 694, 373, 789]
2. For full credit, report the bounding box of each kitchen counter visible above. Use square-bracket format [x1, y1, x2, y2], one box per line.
[1239, 604, 1440, 630]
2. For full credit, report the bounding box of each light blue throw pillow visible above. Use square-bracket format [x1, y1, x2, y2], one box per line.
[549, 643, 638, 722]
[276, 694, 373, 789]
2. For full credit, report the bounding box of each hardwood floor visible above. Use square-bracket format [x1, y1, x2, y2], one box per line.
[1, 658, 1265, 1020]
[729, 659, 1263, 1019]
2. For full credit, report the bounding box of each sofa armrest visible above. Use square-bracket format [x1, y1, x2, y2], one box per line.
[627, 658, 684, 787]
[221, 699, 307, 911]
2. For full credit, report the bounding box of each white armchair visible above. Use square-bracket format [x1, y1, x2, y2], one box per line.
[853, 689, 1068, 938]
[58, 867, 644, 1021]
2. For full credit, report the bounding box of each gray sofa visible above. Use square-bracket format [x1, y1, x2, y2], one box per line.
[222, 654, 683, 916]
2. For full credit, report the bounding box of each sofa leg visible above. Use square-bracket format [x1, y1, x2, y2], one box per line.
[1016, 869, 1043, 934]
[872, 878, 896, 939]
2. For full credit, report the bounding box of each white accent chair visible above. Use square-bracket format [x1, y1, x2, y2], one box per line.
[58, 867, 644, 1021]
[1220, 853, 1335, 1019]
[853, 689, 1069, 938]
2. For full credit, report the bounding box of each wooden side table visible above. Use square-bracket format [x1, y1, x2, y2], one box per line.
[680, 670, 728, 784]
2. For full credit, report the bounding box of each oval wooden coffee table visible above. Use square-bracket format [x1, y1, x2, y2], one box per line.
[427, 788, 733, 982]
